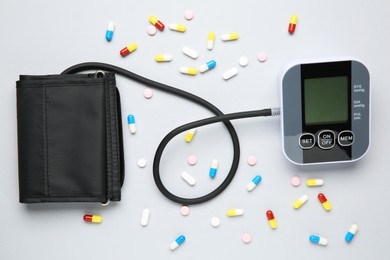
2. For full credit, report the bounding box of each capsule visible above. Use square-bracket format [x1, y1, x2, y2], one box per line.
[120, 42, 137, 57]
[309, 235, 328, 246]
[185, 128, 197, 142]
[266, 210, 277, 229]
[83, 214, 102, 223]
[105, 22, 115, 41]
[306, 179, 324, 187]
[246, 175, 262, 191]
[288, 15, 298, 34]
[207, 32, 215, 50]
[345, 224, 358, 243]
[221, 32, 239, 41]
[180, 67, 197, 76]
[149, 16, 165, 31]
[199, 60, 217, 73]
[155, 54, 173, 62]
[293, 194, 308, 209]
[127, 114, 136, 134]
[318, 193, 331, 211]
[209, 159, 219, 179]
[169, 23, 186, 32]
[182, 46, 198, 59]
[227, 208, 244, 217]
[169, 235, 186, 250]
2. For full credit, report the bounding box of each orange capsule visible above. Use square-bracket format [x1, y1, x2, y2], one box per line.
[266, 210, 277, 229]
[318, 193, 332, 211]
[288, 15, 298, 34]
[83, 214, 102, 223]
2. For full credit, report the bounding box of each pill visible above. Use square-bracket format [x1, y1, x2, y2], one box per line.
[180, 205, 190, 216]
[246, 175, 262, 191]
[143, 88, 153, 99]
[127, 114, 136, 134]
[184, 9, 194, 20]
[207, 32, 215, 50]
[221, 32, 239, 41]
[210, 217, 220, 227]
[83, 214, 102, 223]
[257, 52, 268, 62]
[209, 159, 219, 179]
[149, 15, 165, 31]
[140, 208, 150, 226]
[222, 68, 238, 80]
[227, 209, 244, 217]
[169, 235, 186, 250]
[345, 224, 358, 243]
[120, 43, 137, 57]
[266, 210, 277, 229]
[187, 155, 198, 165]
[137, 158, 147, 168]
[293, 194, 308, 209]
[180, 67, 197, 76]
[169, 23, 186, 32]
[306, 179, 324, 187]
[309, 235, 328, 246]
[239, 56, 249, 67]
[182, 46, 198, 59]
[105, 22, 115, 41]
[318, 193, 331, 211]
[242, 233, 252, 244]
[291, 176, 301, 187]
[185, 128, 197, 142]
[247, 155, 257, 166]
[147, 25, 157, 36]
[288, 15, 298, 34]
[155, 54, 173, 62]
[181, 171, 196, 186]
[199, 60, 217, 73]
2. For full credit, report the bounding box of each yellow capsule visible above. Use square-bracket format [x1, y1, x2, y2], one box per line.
[207, 32, 215, 50]
[185, 128, 197, 142]
[83, 214, 102, 223]
[293, 194, 308, 209]
[306, 179, 324, 187]
[227, 209, 244, 217]
[169, 23, 186, 32]
[180, 67, 197, 76]
[221, 32, 239, 41]
[155, 54, 173, 62]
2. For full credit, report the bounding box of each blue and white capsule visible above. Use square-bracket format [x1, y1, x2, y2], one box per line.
[209, 159, 219, 179]
[199, 60, 216, 73]
[127, 114, 136, 134]
[309, 235, 328, 246]
[169, 235, 185, 250]
[345, 224, 358, 243]
[105, 22, 115, 41]
[246, 175, 262, 191]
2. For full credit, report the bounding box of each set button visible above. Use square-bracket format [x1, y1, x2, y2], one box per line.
[299, 133, 315, 149]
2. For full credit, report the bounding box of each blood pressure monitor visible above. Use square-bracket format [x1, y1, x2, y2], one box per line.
[280, 58, 370, 165]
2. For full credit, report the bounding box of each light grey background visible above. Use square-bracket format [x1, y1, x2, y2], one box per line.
[1, 0, 389, 259]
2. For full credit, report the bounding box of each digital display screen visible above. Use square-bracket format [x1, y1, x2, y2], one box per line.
[304, 76, 349, 125]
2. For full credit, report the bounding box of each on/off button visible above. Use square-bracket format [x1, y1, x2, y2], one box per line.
[318, 130, 335, 149]
[299, 133, 316, 149]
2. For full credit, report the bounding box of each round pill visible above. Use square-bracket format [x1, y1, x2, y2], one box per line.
[147, 25, 157, 36]
[257, 52, 268, 62]
[239, 56, 249, 67]
[180, 205, 190, 216]
[187, 155, 198, 165]
[137, 158, 147, 168]
[143, 88, 153, 99]
[242, 233, 252, 244]
[210, 217, 220, 227]
[291, 176, 301, 187]
[247, 155, 257, 166]
[184, 9, 194, 20]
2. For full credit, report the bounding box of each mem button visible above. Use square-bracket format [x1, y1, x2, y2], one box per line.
[299, 133, 316, 149]
[318, 130, 335, 149]
[338, 130, 354, 146]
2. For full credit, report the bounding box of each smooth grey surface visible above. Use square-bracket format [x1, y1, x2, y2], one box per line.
[1, 0, 389, 259]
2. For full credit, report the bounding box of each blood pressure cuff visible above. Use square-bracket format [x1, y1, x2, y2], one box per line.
[16, 72, 124, 203]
